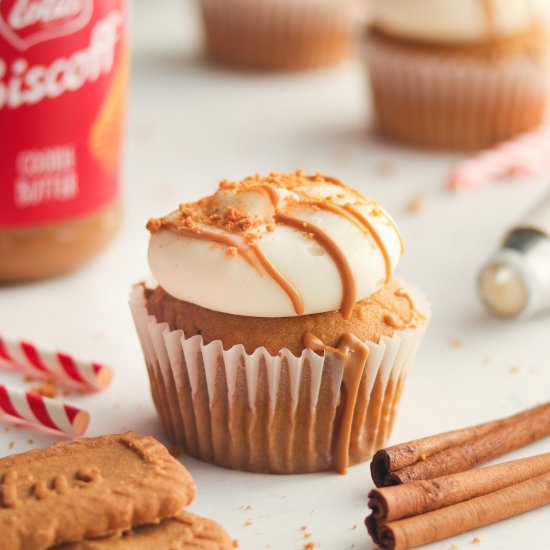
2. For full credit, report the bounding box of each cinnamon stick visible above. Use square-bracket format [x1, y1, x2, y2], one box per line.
[366, 470, 550, 550]
[371, 402, 550, 487]
[368, 452, 550, 523]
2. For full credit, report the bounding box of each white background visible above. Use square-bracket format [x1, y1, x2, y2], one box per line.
[1, 1, 550, 549]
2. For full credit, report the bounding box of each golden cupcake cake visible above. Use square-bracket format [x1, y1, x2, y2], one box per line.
[198, 0, 361, 70]
[130, 171, 430, 474]
[364, 0, 550, 149]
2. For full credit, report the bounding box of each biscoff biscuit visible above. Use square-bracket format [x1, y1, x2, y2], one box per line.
[0, 432, 195, 550]
[60, 511, 232, 549]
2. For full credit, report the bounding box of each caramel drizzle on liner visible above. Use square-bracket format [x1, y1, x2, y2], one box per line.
[303, 332, 370, 474]
[274, 212, 357, 320]
[250, 245, 304, 315]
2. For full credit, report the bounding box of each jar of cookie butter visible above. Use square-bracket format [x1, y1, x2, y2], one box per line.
[0, 0, 128, 282]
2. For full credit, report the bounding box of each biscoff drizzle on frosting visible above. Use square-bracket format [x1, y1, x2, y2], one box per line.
[147, 170, 403, 320]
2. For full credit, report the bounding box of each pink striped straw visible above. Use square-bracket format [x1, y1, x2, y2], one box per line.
[0, 384, 89, 436]
[449, 126, 550, 189]
[0, 334, 112, 391]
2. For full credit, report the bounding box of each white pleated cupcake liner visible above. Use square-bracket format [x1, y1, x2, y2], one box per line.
[130, 283, 430, 474]
[363, 33, 550, 149]
[198, 0, 363, 70]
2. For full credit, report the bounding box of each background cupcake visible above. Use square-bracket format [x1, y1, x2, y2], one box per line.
[364, 0, 550, 150]
[130, 171, 430, 474]
[198, 0, 362, 70]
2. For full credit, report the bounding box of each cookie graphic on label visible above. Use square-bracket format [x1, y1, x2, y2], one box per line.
[88, 48, 128, 175]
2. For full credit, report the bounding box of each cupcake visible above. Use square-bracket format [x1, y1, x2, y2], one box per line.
[364, 0, 550, 150]
[130, 171, 430, 474]
[198, 0, 361, 70]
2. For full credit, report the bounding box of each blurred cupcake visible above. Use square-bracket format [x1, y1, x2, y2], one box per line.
[130, 171, 430, 474]
[364, 0, 550, 149]
[198, 0, 361, 70]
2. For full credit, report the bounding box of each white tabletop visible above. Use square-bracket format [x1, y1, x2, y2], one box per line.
[1, 1, 549, 548]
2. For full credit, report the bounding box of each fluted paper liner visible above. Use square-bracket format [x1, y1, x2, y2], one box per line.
[130, 284, 430, 474]
[199, 0, 362, 70]
[364, 33, 550, 150]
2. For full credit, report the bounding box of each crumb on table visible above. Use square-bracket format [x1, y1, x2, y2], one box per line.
[30, 380, 58, 398]
[376, 161, 395, 178]
[405, 195, 424, 214]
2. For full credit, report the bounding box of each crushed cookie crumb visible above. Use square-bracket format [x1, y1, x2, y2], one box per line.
[27, 439, 34, 445]
[304, 533, 312, 539]
[30, 380, 58, 399]
[23, 374, 37, 383]
[299, 526, 308, 531]
[223, 206, 257, 233]
[509, 365, 521, 375]
[406, 195, 424, 214]
[303, 543, 316, 550]
[9, 442, 14, 449]
[419, 453, 427, 461]
[146, 218, 162, 233]
[472, 537, 481, 544]
[351, 524, 358, 530]
[266, 224, 275, 232]
[232, 540, 239, 548]
[245, 505, 253, 511]
[244, 521, 253, 527]
[226, 246, 238, 257]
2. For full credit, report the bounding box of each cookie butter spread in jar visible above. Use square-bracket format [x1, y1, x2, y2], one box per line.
[0, 0, 127, 282]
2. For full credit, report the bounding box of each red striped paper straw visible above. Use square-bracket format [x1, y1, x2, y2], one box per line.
[0, 384, 89, 436]
[0, 334, 112, 391]
[449, 126, 550, 189]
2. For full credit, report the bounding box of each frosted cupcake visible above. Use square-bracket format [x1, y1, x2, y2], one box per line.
[364, 0, 550, 149]
[130, 171, 430, 474]
[198, 0, 361, 70]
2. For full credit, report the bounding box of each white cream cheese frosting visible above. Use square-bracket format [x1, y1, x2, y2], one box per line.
[370, 0, 550, 44]
[147, 171, 403, 318]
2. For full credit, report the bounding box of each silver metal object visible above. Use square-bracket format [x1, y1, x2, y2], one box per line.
[479, 188, 550, 319]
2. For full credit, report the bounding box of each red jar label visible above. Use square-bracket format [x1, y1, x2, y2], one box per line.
[0, 0, 126, 228]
